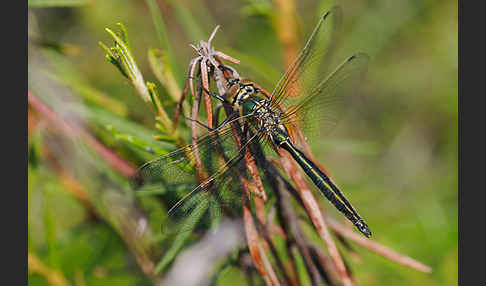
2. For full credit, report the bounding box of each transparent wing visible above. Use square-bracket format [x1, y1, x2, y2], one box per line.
[133, 124, 263, 236]
[281, 53, 369, 137]
[270, 6, 342, 105]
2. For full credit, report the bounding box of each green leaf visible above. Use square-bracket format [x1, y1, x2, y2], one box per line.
[105, 124, 168, 157]
[87, 106, 174, 154]
[153, 134, 178, 143]
[147, 81, 174, 133]
[100, 25, 151, 103]
[147, 48, 182, 103]
[98, 41, 129, 79]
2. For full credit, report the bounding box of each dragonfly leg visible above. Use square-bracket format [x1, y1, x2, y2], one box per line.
[214, 111, 237, 131]
[185, 116, 213, 131]
[201, 86, 230, 104]
[185, 111, 237, 132]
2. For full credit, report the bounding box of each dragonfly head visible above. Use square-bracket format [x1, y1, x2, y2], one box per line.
[236, 83, 259, 101]
[230, 80, 261, 110]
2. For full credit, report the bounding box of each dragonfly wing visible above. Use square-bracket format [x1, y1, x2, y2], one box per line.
[271, 6, 342, 105]
[133, 124, 262, 236]
[282, 53, 369, 137]
[133, 124, 236, 188]
[160, 159, 245, 236]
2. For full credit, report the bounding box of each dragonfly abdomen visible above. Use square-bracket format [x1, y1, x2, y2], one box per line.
[280, 140, 372, 237]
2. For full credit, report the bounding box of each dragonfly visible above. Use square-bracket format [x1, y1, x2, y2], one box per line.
[134, 6, 371, 238]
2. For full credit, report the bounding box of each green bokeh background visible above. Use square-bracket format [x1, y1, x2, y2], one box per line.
[28, 0, 457, 285]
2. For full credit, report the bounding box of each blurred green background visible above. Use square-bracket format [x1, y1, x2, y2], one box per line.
[28, 0, 457, 285]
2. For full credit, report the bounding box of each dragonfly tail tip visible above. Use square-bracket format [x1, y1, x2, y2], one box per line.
[355, 219, 372, 238]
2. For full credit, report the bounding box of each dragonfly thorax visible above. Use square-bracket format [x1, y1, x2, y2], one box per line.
[245, 98, 291, 147]
[226, 78, 290, 147]
[253, 102, 282, 131]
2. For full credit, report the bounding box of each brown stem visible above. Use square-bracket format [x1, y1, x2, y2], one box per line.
[279, 151, 353, 286]
[190, 76, 208, 182]
[173, 64, 192, 129]
[308, 244, 342, 286]
[243, 188, 272, 285]
[258, 237, 281, 286]
[275, 177, 323, 286]
[28, 90, 136, 178]
[250, 141, 331, 286]
[28, 252, 69, 286]
[238, 249, 259, 286]
[200, 59, 214, 129]
[258, 208, 293, 286]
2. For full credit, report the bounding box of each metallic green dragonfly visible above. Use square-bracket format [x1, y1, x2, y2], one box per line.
[134, 7, 371, 237]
